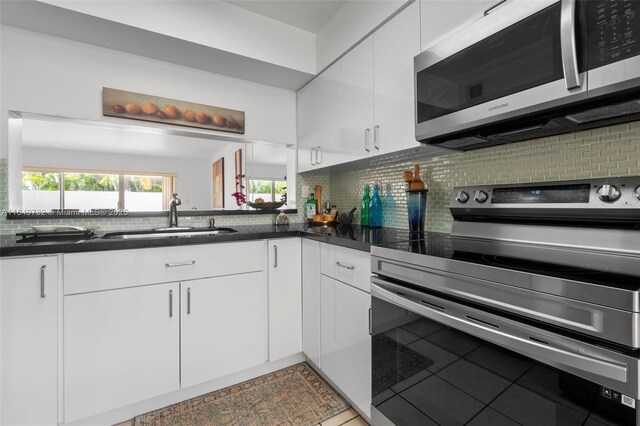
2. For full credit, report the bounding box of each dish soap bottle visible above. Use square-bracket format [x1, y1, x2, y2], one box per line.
[306, 192, 317, 220]
[370, 184, 383, 228]
[361, 185, 371, 227]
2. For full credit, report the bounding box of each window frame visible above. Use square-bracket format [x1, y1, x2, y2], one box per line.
[248, 178, 286, 203]
[21, 167, 176, 211]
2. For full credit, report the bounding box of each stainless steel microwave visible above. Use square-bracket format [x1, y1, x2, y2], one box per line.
[414, 0, 640, 150]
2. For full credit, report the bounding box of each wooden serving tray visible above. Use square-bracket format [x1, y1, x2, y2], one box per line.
[306, 220, 339, 227]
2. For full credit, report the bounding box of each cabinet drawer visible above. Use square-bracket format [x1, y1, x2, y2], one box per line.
[64, 241, 266, 294]
[320, 243, 371, 293]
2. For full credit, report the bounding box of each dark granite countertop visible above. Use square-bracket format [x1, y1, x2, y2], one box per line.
[0, 223, 434, 257]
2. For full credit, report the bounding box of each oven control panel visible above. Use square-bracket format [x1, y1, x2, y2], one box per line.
[450, 176, 640, 222]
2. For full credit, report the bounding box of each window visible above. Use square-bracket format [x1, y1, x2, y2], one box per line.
[21, 169, 175, 212]
[248, 179, 286, 203]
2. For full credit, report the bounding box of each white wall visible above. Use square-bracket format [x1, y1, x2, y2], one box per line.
[212, 143, 246, 209]
[316, 0, 409, 71]
[22, 147, 213, 210]
[251, 163, 287, 181]
[0, 25, 297, 159]
[39, 0, 317, 74]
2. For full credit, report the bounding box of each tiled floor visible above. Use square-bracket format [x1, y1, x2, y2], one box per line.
[318, 408, 369, 426]
[113, 407, 369, 426]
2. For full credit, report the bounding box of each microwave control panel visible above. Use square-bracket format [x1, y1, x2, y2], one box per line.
[588, 0, 639, 69]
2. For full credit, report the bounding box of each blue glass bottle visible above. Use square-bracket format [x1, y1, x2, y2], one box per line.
[369, 184, 383, 228]
[361, 185, 371, 227]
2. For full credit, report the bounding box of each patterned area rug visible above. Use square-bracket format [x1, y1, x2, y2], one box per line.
[133, 363, 350, 426]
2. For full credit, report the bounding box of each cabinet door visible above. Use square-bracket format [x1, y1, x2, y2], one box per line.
[64, 283, 180, 423]
[302, 239, 321, 367]
[420, 0, 495, 51]
[1, 256, 59, 426]
[340, 36, 374, 155]
[316, 61, 342, 154]
[181, 272, 267, 388]
[268, 238, 302, 361]
[321, 275, 371, 418]
[373, 1, 421, 154]
[297, 62, 343, 173]
[297, 78, 317, 151]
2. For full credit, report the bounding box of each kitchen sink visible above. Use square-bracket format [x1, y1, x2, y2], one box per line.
[101, 227, 238, 239]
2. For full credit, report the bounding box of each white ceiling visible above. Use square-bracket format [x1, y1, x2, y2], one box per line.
[224, 0, 347, 33]
[21, 117, 287, 166]
[22, 118, 232, 160]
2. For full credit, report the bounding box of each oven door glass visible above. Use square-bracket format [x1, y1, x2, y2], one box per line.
[372, 290, 637, 426]
[416, 3, 565, 124]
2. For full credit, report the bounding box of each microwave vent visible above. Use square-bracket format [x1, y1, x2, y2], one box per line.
[441, 136, 488, 149]
[565, 100, 640, 124]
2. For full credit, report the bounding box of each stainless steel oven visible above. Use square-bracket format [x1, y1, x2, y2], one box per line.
[414, 0, 640, 150]
[371, 176, 640, 426]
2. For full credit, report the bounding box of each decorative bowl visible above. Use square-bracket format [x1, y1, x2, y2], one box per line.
[247, 201, 285, 210]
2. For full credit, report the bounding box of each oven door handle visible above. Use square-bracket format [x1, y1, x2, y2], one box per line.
[371, 280, 629, 386]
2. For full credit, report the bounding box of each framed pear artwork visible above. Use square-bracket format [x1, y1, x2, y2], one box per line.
[102, 88, 245, 134]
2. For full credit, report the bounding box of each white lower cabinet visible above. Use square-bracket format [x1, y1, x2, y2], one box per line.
[62, 240, 275, 423]
[1, 256, 59, 426]
[64, 282, 180, 423]
[302, 243, 372, 419]
[181, 272, 267, 388]
[320, 275, 372, 418]
[268, 238, 302, 361]
[302, 239, 321, 367]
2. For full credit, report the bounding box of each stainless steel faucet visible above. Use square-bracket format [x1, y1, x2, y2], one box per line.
[169, 193, 182, 228]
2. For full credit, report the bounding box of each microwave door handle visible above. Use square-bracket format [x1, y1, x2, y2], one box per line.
[560, 0, 580, 90]
[370, 281, 628, 385]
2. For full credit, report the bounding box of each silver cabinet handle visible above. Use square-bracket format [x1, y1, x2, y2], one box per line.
[315, 147, 322, 165]
[165, 260, 195, 268]
[336, 261, 355, 270]
[40, 265, 47, 298]
[364, 128, 371, 152]
[187, 287, 191, 315]
[484, 0, 508, 15]
[560, 0, 580, 89]
[373, 125, 380, 150]
[368, 307, 372, 336]
[273, 245, 278, 268]
[169, 290, 173, 317]
[310, 148, 316, 166]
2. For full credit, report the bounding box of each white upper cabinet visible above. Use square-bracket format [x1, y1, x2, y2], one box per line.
[420, 0, 497, 51]
[298, 62, 361, 172]
[373, 1, 421, 153]
[297, 77, 318, 153]
[1, 256, 59, 426]
[339, 37, 375, 155]
[297, 1, 422, 172]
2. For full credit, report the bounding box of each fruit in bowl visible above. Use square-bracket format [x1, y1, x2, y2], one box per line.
[247, 200, 284, 210]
